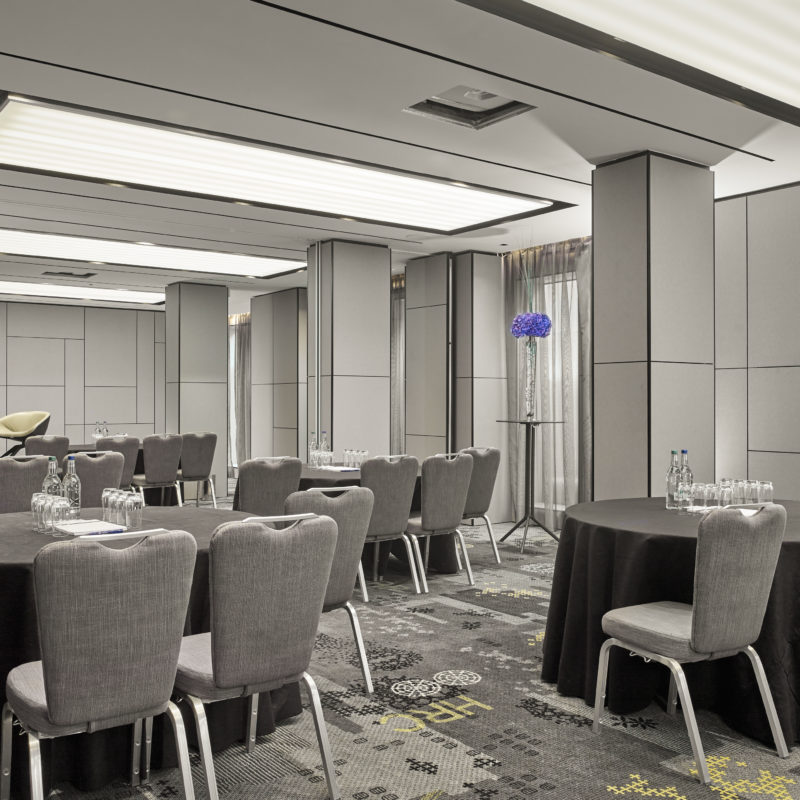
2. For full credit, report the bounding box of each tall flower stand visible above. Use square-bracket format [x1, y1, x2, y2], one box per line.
[497, 419, 563, 551]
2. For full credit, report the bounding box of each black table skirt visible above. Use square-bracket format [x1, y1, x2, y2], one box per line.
[0, 507, 302, 797]
[541, 497, 800, 746]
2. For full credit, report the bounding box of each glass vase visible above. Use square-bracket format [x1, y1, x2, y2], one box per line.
[524, 337, 537, 419]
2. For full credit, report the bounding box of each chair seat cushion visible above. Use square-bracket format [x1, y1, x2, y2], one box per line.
[601, 601, 710, 663]
[406, 516, 455, 537]
[131, 474, 175, 488]
[175, 633, 297, 702]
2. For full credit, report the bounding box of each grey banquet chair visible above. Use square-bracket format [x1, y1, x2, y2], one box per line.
[233, 457, 301, 516]
[131, 434, 183, 506]
[406, 453, 474, 593]
[97, 435, 140, 489]
[63, 451, 125, 508]
[178, 432, 217, 508]
[24, 435, 69, 465]
[0, 456, 49, 513]
[360, 455, 421, 593]
[460, 446, 502, 564]
[593, 504, 790, 784]
[173, 516, 341, 800]
[286, 486, 375, 694]
[0, 531, 198, 800]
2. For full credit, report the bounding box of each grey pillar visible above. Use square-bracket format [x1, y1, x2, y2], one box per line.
[250, 288, 307, 458]
[593, 152, 714, 500]
[166, 282, 229, 497]
[307, 240, 390, 459]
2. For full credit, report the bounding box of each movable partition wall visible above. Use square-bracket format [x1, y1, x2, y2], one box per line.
[307, 241, 390, 459]
[250, 288, 307, 458]
[166, 282, 228, 497]
[593, 152, 714, 500]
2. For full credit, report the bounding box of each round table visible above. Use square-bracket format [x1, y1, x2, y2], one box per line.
[0, 506, 302, 797]
[541, 497, 800, 746]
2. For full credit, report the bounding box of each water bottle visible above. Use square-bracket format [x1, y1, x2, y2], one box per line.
[41, 456, 62, 496]
[678, 449, 693, 511]
[62, 455, 81, 519]
[665, 450, 680, 510]
[309, 432, 317, 466]
[320, 432, 330, 465]
[102, 420, 109, 437]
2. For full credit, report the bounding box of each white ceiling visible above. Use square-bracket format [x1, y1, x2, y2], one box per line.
[0, 0, 798, 308]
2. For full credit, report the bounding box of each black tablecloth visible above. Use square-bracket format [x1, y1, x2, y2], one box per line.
[0, 507, 302, 796]
[541, 497, 800, 745]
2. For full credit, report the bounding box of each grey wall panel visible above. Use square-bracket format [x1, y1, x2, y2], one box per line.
[454, 376, 472, 451]
[0, 304, 6, 383]
[7, 303, 83, 339]
[454, 254, 473, 380]
[154, 343, 165, 433]
[748, 367, 800, 452]
[273, 383, 297, 429]
[320, 242, 333, 377]
[748, 451, 800, 500]
[472, 253, 505, 379]
[715, 198, 747, 368]
[333, 376, 390, 455]
[165, 382, 178, 434]
[8, 386, 64, 435]
[593, 156, 648, 364]
[84, 308, 137, 387]
[406, 434, 447, 463]
[154, 312, 166, 343]
[273, 290, 299, 383]
[7, 337, 64, 386]
[64, 424, 84, 443]
[273, 427, 298, 458]
[405, 305, 447, 437]
[649, 158, 714, 364]
[250, 383, 273, 457]
[594, 362, 648, 500]
[136, 311, 155, 424]
[748, 186, 800, 367]
[473, 377, 513, 522]
[165, 284, 180, 383]
[85, 387, 137, 425]
[650, 362, 714, 486]
[177, 284, 228, 383]
[715, 368, 747, 480]
[331, 243, 390, 377]
[406, 253, 448, 309]
[250, 293, 273, 386]
[179, 382, 227, 494]
[64, 339, 84, 425]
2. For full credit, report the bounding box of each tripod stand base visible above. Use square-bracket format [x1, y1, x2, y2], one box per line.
[500, 514, 559, 552]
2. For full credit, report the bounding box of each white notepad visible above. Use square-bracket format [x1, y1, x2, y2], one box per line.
[54, 519, 128, 536]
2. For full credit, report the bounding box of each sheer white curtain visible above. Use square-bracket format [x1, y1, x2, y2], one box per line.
[228, 313, 251, 473]
[503, 237, 592, 529]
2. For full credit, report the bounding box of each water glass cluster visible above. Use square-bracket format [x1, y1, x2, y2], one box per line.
[31, 492, 71, 536]
[92, 421, 110, 439]
[679, 479, 774, 513]
[343, 449, 368, 467]
[102, 489, 144, 529]
[308, 431, 333, 466]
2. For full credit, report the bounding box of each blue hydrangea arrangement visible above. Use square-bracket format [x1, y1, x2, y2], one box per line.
[511, 312, 552, 339]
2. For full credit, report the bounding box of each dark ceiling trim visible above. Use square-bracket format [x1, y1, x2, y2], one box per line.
[248, 0, 773, 162]
[0, 51, 589, 187]
[453, 0, 800, 129]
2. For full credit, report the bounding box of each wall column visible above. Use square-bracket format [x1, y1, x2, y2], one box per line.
[166, 282, 228, 497]
[593, 152, 714, 500]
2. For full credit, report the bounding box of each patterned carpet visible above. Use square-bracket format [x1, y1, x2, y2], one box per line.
[52, 522, 800, 800]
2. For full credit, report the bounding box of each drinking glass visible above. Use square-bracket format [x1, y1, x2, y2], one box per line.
[689, 483, 705, 513]
[758, 481, 775, 503]
[50, 498, 70, 537]
[744, 480, 759, 503]
[719, 484, 733, 507]
[676, 481, 692, 512]
[125, 493, 143, 529]
[731, 480, 746, 505]
[110, 491, 128, 525]
[31, 493, 48, 532]
[101, 488, 116, 522]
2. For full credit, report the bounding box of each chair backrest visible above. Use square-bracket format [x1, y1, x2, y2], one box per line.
[233, 457, 302, 516]
[34, 531, 196, 730]
[691, 503, 787, 654]
[209, 517, 337, 689]
[64, 452, 125, 507]
[285, 487, 374, 608]
[460, 447, 501, 517]
[25, 435, 69, 463]
[0, 456, 49, 513]
[360, 455, 418, 538]
[142, 434, 182, 483]
[97, 435, 140, 487]
[180, 432, 217, 481]
[420, 453, 473, 532]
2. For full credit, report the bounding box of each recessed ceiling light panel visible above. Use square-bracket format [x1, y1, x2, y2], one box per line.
[0, 96, 553, 234]
[0, 280, 164, 304]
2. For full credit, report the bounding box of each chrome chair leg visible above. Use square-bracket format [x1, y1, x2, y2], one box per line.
[1, 704, 12, 800]
[743, 645, 789, 757]
[423, 537, 430, 572]
[372, 542, 380, 582]
[184, 695, 220, 800]
[357, 562, 369, 602]
[400, 535, 422, 594]
[166, 700, 197, 800]
[130, 718, 142, 786]
[209, 476, 217, 509]
[454, 538, 463, 571]
[27, 731, 44, 800]
[482, 514, 501, 564]
[344, 601, 374, 694]
[195, 480, 200, 508]
[407, 534, 429, 593]
[667, 674, 678, 715]
[246, 693, 259, 753]
[143, 715, 153, 783]
[592, 638, 614, 732]
[301, 673, 341, 800]
[174, 481, 183, 507]
[138, 485, 146, 505]
[666, 659, 711, 785]
[454, 529, 475, 585]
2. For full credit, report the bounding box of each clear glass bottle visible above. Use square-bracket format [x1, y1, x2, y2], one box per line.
[101, 420, 109, 437]
[41, 456, 63, 497]
[665, 450, 680, 510]
[678, 449, 693, 511]
[309, 432, 317, 465]
[61, 455, 81, 519]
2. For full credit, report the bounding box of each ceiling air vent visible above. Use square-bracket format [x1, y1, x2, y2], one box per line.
[41, 270, 98, 279]
[404, 85, 535, 130]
